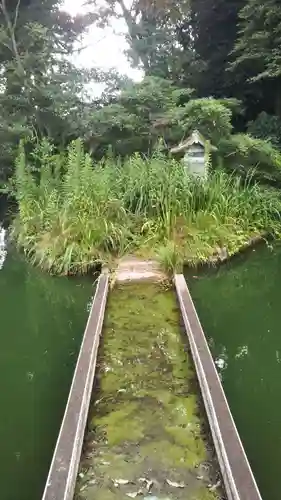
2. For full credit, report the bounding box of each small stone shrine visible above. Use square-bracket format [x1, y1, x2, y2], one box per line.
[171, 130, 215, 178]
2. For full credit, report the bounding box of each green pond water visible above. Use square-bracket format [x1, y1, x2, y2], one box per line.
[187, 242, 281, 500]
[0, 229, 93, 500]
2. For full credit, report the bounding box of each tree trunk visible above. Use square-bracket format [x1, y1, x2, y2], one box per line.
[275, 84, 281, 117]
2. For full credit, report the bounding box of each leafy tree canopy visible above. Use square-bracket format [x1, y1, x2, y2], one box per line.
[86, 0, 197, 85]
[231, 0, 281, 116]
[0, 0, 93, 179]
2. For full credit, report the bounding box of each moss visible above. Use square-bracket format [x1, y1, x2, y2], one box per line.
[147, 389, 173, 406]
[167, 395, 201, 427]
[165, 425, 206, 463]
[93, 402, 144, 445]
[192, 487, 219, 500]
[98, 452, 142, 478]
[76, 283, 220, 500]
[80, 489, 119, 500]
[92, 401, 137, 428]
[99, 371, 121, 394]
[140, 438, 194, 469]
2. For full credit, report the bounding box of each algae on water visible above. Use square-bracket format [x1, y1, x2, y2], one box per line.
[75, 283, 220, 500]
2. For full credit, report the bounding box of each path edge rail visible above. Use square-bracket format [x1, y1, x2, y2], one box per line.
[174, 274, 262, 500]
[42, 273, 109, 500]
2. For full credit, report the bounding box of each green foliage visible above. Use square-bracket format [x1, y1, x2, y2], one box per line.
[87, 0, 193, 82]
[190, 0, 246, 98]
[232, 0, 281, 82]
[87, 76, 193, 156]
[218, 134, 281, 183]
[12, 139, 281, 275]
[85, 0, 281, 130]
[176, 98, 233, 144]
[157, 241, 184, 275]
[216, 97, 245, 116]
[230, 0, 281, 116]
[87, 86, 239, 157]
[247, 112, 281, 149]
[0, 0, 94, 182]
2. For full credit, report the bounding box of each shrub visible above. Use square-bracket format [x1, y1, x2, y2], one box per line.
[247, 112, 281, 149]
[218, 133, 281, 184]
[175, 98, 233, 144]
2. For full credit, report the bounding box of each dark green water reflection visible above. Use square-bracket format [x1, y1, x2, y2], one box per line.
[187, 243, 281, 500]
[0, 238, 93, 500]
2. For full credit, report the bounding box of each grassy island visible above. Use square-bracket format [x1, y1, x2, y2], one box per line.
[10, 138, 281, 275]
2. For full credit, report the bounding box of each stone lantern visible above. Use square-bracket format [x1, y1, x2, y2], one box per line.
[171, 130, 215, 179]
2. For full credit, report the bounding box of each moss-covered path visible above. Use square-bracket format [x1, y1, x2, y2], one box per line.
[75, 282, 221, 500]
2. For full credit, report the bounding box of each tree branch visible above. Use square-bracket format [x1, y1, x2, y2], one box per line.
[116, 0, 150, 69]
[13, 0, 21, 31]
[0, 0, 25, 76]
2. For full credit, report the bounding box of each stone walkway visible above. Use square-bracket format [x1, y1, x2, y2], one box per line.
[115, 256, 166, 282]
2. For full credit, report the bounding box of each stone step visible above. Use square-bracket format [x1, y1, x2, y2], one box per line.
[115, 257, 166, 282]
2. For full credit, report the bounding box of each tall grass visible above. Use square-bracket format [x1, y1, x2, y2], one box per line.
[11, 139, 281, 274]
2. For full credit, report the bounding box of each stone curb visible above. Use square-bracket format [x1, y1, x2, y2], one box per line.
[174, 274, 262, 500]
[42, 274, 109, 500]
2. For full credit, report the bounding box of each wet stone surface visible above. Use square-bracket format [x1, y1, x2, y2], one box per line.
[75, 283, 221, 500]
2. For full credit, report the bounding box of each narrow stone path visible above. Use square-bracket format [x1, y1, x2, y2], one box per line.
[115, 256, 166, 282]
[76, 282, 221, 500]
